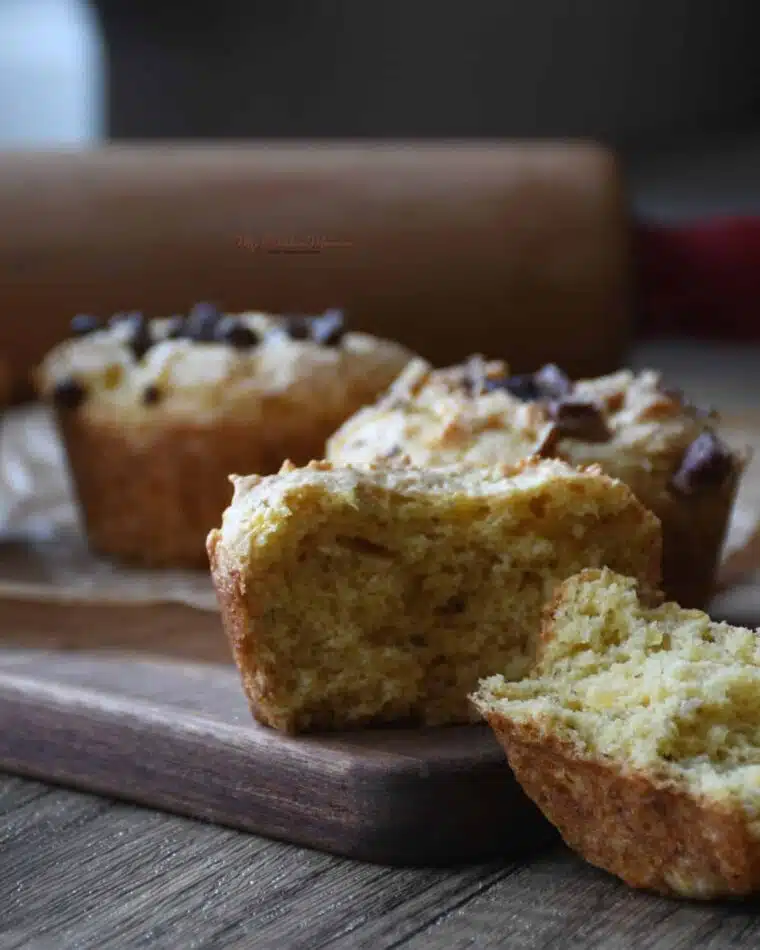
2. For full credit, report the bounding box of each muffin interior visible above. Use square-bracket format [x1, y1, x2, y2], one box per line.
[232, 465, 658, 729]
[476, 569, 760, 813]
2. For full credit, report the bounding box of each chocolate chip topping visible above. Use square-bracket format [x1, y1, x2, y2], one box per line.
[142, 383, 162, 406]
[122, 312, 153, 360]
[311, 309, 345, 346]
[281, 315, 312, 341]
[279, 310, 349, 344]
[163, 316, 186, 339]
[98, 304, 348, 354]
[52, 377, 87, 410]
[185, 302, 221, 342]
[548, 399, 611, 443]
[215, 318, 259, 349]
[486, 374, 541, 401]
[480, 363, 573, 403]
[671, 432, 735, 495]
[70, 315, 101, 337]
[534, 363, 573, 401]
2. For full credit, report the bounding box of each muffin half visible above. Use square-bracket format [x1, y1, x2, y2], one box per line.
[208, 458, 661, 732]
[474, 568, 760, 899]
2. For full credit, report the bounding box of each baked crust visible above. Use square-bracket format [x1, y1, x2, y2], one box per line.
[657, 463, 743, 608]
[484, 714, 760, 899]
[207, 530, 289, 730]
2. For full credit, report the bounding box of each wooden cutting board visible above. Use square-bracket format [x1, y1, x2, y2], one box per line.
[0, 598, 551, 867]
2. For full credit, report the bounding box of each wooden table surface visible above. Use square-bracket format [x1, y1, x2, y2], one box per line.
[3, 771, 760, 950]
[4, 341, 760, 950]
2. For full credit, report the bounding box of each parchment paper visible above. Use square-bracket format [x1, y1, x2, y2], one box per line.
[0, 404, 759, 616]
[0, 406, 217, 610]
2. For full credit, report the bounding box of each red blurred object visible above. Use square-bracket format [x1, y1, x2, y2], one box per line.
[636, 217, 760, 340]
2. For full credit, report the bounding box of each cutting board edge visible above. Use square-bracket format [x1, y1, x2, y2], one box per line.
[0, 668, 550, 866]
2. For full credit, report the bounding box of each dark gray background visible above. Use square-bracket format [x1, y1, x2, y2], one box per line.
[96, 1, 760, 146]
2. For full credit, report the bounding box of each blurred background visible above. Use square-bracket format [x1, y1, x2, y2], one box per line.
[1, 0, 760, 220]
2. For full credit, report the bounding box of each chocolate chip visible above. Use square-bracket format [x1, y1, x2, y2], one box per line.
[671, 432, 735, 495]
[215, 318, 259, 349]
[488, 374, 541, 401]
[185, 302, 221, 342]
[312, 309, 345, 346]
[534, 364, 573, 400]
[121, 312, 153, 360]
[52, 377, 86, 410]
[548, 399, 611, 443]
[482, 364, 572, 403]
[142, 384, 162, 406]
[190, 301, 220, 319]
[70, 315, 101, 337]
[163, 316, 186, 339]
[282, 315, 312, 340]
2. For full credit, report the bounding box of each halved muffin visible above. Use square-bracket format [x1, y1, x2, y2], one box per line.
[208, 458, 661, 733]
[474, 568, 760, 899]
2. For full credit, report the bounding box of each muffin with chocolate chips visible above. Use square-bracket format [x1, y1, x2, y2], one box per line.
[327, 357, 747, 607]
[36, 305, 414, 566]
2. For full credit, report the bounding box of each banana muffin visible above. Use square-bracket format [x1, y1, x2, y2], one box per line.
[327, 357, 746, 607]
[474, 568, 760, 899]
[36, 306, 413, 566]
[207, 457, 661, 733]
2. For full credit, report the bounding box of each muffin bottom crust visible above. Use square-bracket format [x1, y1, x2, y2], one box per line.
[483, 717, 760, 898]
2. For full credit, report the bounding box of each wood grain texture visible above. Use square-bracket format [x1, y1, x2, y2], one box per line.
[3, 345, 760, 948]
[0, 642, 550, 867]
[0, 775, 513, 950]
[2, 775, 759, 950]
[0, 598, 230, 663]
